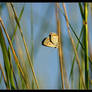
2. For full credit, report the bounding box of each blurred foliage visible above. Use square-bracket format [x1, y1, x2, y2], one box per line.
[0, 3, 92, 89]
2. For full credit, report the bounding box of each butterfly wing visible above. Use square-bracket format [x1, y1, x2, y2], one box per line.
[49, 33, 58, 47]
[42, 36, 57, 48]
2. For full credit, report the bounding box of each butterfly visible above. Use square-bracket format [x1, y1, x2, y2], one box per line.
[42, 32, 58, 48]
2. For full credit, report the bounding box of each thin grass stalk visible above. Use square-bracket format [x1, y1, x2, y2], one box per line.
[69, 24, 84, 50]
[17, 45, 31, 89]
[62, 3, 86, 89]
[7, 4, 26, 89]
[11, 5, 24, 42]
[84, 3, 89, 89]
[88, 32, 92, 63]
[58, 6, 84, 50]
[0, 26, 10, 89]
[70, 26, 84, 89]
[80, 41, 85, 89]
[6, 3, 15, 31]
[0, 64, 9, 89]
[0, 25, 16, 89]
[70, 26, 84, 79]
[62, 60, 70, 88]
[79, 3, 92, 66]
[56, 3, 70, 89]
[58, 6, 92, 64]
[56, 3, 64, 89]
[30, 4, 35, 89]
[10, 3, 39, 89]
[0, 17, 29, 88]
[69, 24, 92, 64]
[0, 70, 2, 84]
[79, 3, 85, 20]
[8, 48, 19, 89]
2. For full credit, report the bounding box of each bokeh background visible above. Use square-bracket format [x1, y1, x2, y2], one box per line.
[0, 3, 92, 89]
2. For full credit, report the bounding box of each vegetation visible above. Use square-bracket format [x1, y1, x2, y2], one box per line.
[0, 3, 92, 89]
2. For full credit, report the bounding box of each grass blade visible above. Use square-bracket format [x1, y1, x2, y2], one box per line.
[7, 4, 25, 89]
[62, 3, 86, 89]
[69, 25, 84, 79]
[56, 3, 64, 89]
[84, 3, 89, 89]
[0, 26, 15, 89]
[11, 5, 24, 42]
[0, 64, 9, 89]
[7, 48, 19, 89]
[30, 4, 35, 89]
[0, 17, 29, 88]
[10, 3, 39, 89]
[79, 3, 85, 20]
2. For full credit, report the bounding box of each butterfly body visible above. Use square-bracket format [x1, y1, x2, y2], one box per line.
[42, 32, 58, 48]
